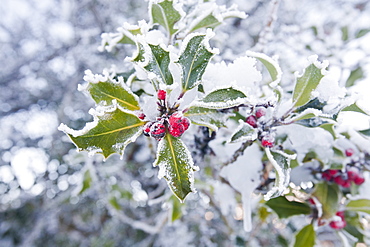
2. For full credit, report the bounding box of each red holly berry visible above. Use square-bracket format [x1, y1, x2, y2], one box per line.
[157, 90, 167, 101]
[137, 112, 146, 120]
[353, 174, 365, 185]
[255, 108, 266, 118]
[245, 115, 257, 128]
[150, 122, 166, 140]
[329, 219, 346, 229]
[261, 136, 274, 148]
[347, 167, 359, 181]
[333, 175, 351, 188]
[168, 112, 190, 137]
[143, 122, 152, 136]
[345, 148, 355, 157]
[330, 211, 347, 229]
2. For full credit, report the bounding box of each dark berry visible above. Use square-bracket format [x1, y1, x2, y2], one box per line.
[334, 175, 350, 188]
[255, 108, 266, 118]
[245, 115, 257, 128]
[157, 90, 167, 101]
[347, 167, 360, 181]
[345, 148, 355, 157]
[150, 122, 166, 140]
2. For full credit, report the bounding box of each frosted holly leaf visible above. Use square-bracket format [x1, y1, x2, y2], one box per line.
[184, 106, 231, 131]
[144, 44, 173, 85]
[153, 133, 198, 202]
[293, 56, 328, 108]
[312, 182, 341, 219]
[195, 87, 248, 109]
[187, 3, 247, 33]
[246, 51, 282, 87]
[341, 102, 369, 116]
[228, 120, 258, 143]
[358, 128, 370, 137]
[346, 66, 364, 87]
[149, 0, 183, 36]
[176, 31, 218, 91]
[58, 107, 145, 159]
[131, 42, 146, 63]
[264, 149, 295, 201]
[294, 98, 326, 113]
[98, 23, 142, 52]
[84, 79, 140, 111]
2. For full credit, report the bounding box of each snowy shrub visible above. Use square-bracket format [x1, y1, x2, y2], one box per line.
[58, 0, 370, 245]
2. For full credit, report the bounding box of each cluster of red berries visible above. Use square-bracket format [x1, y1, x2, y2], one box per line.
[245, 107, 274, 148]
[321, 166, 365, 187]
[141, 90, 190, 140]
[143, 113, 190, 140]
[329, 211, 346, 230]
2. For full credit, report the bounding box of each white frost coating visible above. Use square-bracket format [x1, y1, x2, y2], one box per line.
[145, 30, 166, 45]
[82, 69, 109, 84]
[142, 95, 158, 121]
[307, 55, 329, 75]
[193, 97, 248, 109]
[202, 56, 262, 96]
[219, 143, 263, 232]
[264, 148, 291, 201]
[284, 108, 334, 124]
[245, 51, 282, 87]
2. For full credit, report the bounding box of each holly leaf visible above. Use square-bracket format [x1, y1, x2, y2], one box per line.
[264, 149, 294, 200]
[265, 196, 311, 219]
[346, 199, 370, 215]
[99, 23, 141, 51]
[246, 51, 282, 87]
[153, 133, 197, 202]
[169, 195, 183, 222]
[228, 120, 258, 143]
[59, 107, 145, 159]
[196, 87, 248, 109]
[150, 0, 182, 36]
[184, 106, 230, 131]
[144, 44, 173, 85]
[346, 66, 364, 87]
[293, 62, 325, 108]
[341, 102, 369, 116]
[86, 80, 140, 111]
[294, 224, 316, 247]
[176, 32, 216, 91]
[188, 4, 246, 33]
[358, 128, 370, 137]
[312, 182, 341, 219]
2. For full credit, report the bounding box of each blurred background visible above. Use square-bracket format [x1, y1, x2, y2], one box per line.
[1, 0, 370, 246]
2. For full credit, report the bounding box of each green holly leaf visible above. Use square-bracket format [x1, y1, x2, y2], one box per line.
[86, 80, 140, 111]
[346, 199, 370, 215]
[184, 106, 231, 131]
[59, 107, 145, 159]
[264, 149, 294, 200]
[293, 224, 316, 247]
[153, 133, 197, 202]
[169, 195, 183, 222]
[295, 98, 327, 113]
[132, 42, 146, 63]
[188, 4, 246, 33]
[78, 169, 93, 195]
[358, 128, 370, 137]
[144, 44, 173, 85]
[150, 0, 182, 36]
[196, 87, 248, 109]
[312, 182, 341, 219]
[176, 32, 216, 91]
[228, 121, 258, 143]
[246, 51, 282, 87]
[346, 66, 364, 87]
[341, 102, 369, 116]
[265, 196, 311, 219]
[293, 62, 325, 108]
